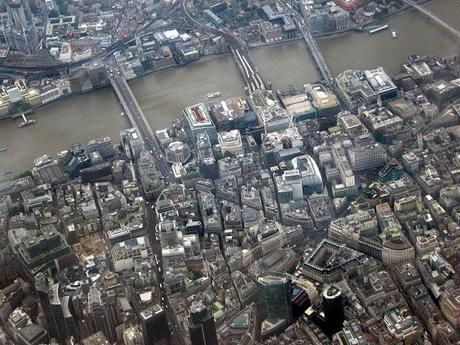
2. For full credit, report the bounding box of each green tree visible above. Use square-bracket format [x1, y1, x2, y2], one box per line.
[56, 0, 69, 15]
[9, 204, 24, 217]
[49, 9, 59, 18]
[16, 170, 32, 178]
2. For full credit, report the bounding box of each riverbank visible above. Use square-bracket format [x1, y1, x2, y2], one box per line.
[248, 37, 303, 49]
[2, 0, 458, 174]
[313, 0, 433, 40]
[0, 0, 435, 124]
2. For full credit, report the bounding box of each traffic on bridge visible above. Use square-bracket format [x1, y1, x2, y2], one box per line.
[107, 62, 188, 345]
[106, 62, 173, 181]
[181, 0, 266, 93]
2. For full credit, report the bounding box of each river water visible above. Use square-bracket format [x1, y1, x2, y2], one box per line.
[318, 0, 460, 76]
[1, 0, 459, 174]
[129, 54, 244, 128]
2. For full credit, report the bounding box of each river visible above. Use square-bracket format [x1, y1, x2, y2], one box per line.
[129, 54, 244, 128]
[250, 40, 321, 89]
[0, 89, 129, 176]
[318, 0, 460, 76]
[1, 0, 459, 174]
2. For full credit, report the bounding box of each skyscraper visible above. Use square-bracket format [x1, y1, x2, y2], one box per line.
[257, 273, 293, 338]
[34, 273, 69, 344]
[140, 304, 168, 345]
[188, 301, 218, 345]
[5, 0, 37, 54]
[322, 285, 345, 336]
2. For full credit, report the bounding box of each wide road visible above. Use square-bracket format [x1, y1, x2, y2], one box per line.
[146, 204, 186, 345]
[107, 62, 186, 345]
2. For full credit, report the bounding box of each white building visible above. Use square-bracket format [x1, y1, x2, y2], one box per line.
[111, 236, 152, 272]
[218, 129, 243, 156]
[183, 103, 218, 143]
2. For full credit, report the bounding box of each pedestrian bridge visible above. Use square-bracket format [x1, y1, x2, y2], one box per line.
[403, 0, 460, 39]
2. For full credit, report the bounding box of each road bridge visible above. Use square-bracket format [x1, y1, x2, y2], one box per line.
[106, 62, 173, 180]
[108, 63, 186, 345]
[293, 17, 334, 88]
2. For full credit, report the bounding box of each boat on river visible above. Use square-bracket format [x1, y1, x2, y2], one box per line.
[369, 25, 389, 34]
[207, 91, 222, 99]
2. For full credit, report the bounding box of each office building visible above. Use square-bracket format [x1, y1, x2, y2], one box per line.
[291, 154, 323, 193]
[348, 140, 387, 172]
[14, 225, 71, 276]
[208, 96, 255, 131]
[35, 274, 66, 343]
[336, 67, 398, 111]
[322, 285, 345, 335]
[184, 103, 218, 144]
[331, 142, 357, 197]
[138, 151, 164, 200]
[250, 89, 290, 133]
[140, 304, 168, 345]
[188, 301, 218, 345]
[120, 128, 144, 160]
[17, 324, 49, 345]
[218, 129, 243, 156]
[257, 273, 292, 339]
[86, 136, 116, 160]
[303, 239, 366, 283]
[62, 143, 91, 179]
[279, 90, 316, 123]
[309, 84, 340, 129]
[282, 169, 303, 201]
[165, 141, 191, 163]
[5, 0, 38, 54]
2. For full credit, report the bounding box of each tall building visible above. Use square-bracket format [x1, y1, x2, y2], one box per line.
[218, 129, 243, 156]
[257, 273, 293, 339]
[86, 137, 116, 160]
[17, 324, 49, 345]
[123, 325, 145, 345]
[291, 154, 323, 194]
[322, 285, 344, 336]
[34, 274, 67, 343]
[282, 169, 304, 201]
[188, 301, 218, 345]
[5, 0, 37, 54]
[120, 128, 145, 160]
[184, 103, 218, 144]
[309, 84, 340, 129]
[87, 285, 119, 343]
[140, 304, 168, 345]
